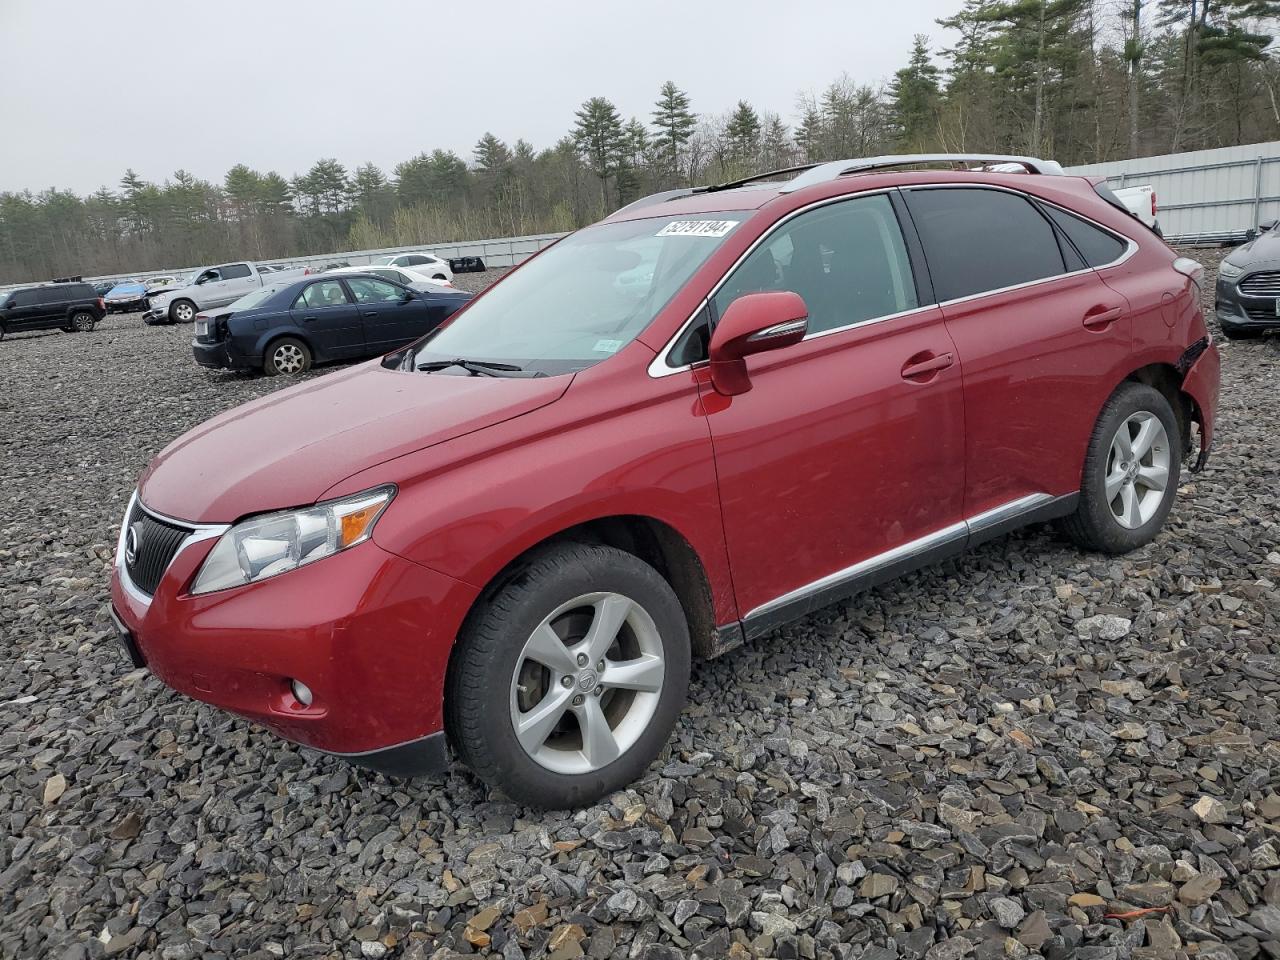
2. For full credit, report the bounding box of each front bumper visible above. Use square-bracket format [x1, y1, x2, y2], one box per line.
[142, 306, 167, 325]
[107, 298, 148, 313]
[1215, 274, 1280, 330]
[109, 503, 479, 774]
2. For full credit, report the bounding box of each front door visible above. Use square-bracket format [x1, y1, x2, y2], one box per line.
[699, 192, 967, 634]
[346, 276, 427, 350]
[901, 186, 1134, 520]
[289, 279, 364, 360]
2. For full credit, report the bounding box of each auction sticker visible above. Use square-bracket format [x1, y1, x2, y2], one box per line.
[656, 220, 739, 238]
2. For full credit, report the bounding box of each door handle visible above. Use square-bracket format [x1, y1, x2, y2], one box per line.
[302, 316, 317, 322]
[363, 311, 379, 318]
[1083, 306, 1124, 331]
[901, 352, 955, 381]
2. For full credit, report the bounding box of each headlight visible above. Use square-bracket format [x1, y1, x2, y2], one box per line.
[1218, 261, 1244, 280]
[190, 486, 394, 595]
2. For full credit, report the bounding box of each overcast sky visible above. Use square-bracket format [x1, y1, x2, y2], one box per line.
[0, 0, 961, 196]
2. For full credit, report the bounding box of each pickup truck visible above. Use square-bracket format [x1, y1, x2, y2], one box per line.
[1113, 184, 1161, 237]
[144, 261, 304, 325]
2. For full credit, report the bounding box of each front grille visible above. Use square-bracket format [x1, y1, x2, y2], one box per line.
[123, 501, 193, 596]
[1239, 271, 1280, 296]
[1244, 304, 1280, 322]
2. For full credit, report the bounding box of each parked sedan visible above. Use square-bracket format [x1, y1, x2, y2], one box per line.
[104, 279, 150, 313]
[372, 251, 454, 282]
[192, 273, 471, 375]
[1215, 220, 1280, 338]
[324, 264, 455, 288]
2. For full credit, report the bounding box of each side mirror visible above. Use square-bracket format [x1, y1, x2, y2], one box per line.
[708, 291, 808, 396]
[1262, 219, 1279, 233]
[400, 289, 415, 302]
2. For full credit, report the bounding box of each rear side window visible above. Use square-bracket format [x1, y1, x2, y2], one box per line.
[293, 280, 349, 309]
[221, 263, 252, 280]
[712, 193, 919, 337]
[39, 287, 69, 304]
[1041, 205, 1128, 267]
[66, 284, 94, 299]
[904, 187, 1066, 301]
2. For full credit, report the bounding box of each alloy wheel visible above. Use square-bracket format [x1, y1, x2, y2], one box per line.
[1105, 410, 1171, 529]
[272, 344, 306, 374]
[509, 592, 666, 775]
[175, 303, 194, 322]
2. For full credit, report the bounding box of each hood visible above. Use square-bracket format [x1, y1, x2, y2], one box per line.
[138, 362, 572, 522]
[1227, 229, 1280, 268]
[107, 282, 146, 298]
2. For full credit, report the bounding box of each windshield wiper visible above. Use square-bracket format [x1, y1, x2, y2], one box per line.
[417, 358, 525, 377]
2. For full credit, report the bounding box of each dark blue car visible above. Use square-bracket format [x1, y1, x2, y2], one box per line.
[192, 273, 472, 375]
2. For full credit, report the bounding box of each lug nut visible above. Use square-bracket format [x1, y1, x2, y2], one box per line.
[561, 676, 573, 688]
[572, 695, 585, 706]
[576, 653, 588, 666]
[597, 660, 605, 671]
[594, 687, 603, 697]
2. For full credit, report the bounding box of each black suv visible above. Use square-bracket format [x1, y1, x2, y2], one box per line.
[0, 282, 105, 340]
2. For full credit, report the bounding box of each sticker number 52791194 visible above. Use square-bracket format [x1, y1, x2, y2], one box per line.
[655, 220, 739, 238]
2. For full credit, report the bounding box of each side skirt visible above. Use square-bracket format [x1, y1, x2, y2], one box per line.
[726, 492, 1079, 645]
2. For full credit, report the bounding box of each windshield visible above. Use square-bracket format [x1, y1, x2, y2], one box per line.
[413, 214, 743, 375]
[229, 282, 284, 311]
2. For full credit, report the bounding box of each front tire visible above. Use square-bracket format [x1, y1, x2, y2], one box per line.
[263, 336, 312, 375]
[70, 311, 96, 332]
[1060, 382, 1180, 554]
[446, 542, 691, 809]
[169, 299, 196, 323]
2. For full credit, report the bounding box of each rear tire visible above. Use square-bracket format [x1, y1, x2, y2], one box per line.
[169, 299, 196, 324]
[70, 311, 96, 332]
[1060, 382, 1180, 554]
[446, 542, 691, 809]
[263, 336, 312, 376]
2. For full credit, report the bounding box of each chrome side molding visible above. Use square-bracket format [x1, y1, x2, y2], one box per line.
[740, 492, 1075, 636]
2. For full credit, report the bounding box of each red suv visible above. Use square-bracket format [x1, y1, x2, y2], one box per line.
[110, 154, 1220, 808]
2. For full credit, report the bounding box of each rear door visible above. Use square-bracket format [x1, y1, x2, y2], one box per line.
[215, 263, 257, 305]
[902, 185, 1133, 521]
[346, 276, 428, 350]
[289, 279, 364, 359]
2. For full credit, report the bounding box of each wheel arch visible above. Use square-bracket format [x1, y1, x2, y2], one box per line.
[1122, 361, 1194, 454]
[455, 513, 723, 662]
[259, 328, 315, 362]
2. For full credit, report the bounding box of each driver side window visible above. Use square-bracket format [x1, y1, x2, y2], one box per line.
[712, 193, 918, 338]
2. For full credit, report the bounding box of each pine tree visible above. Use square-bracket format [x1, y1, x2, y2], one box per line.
[890, 35, 942, 149]
[473, 133, 513, 175]
[573, 97, 626, 209]
[651, 81, 697, 182]
[726, 101, 762, 169]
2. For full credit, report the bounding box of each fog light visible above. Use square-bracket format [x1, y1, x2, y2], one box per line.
[290, 679, 314, 707]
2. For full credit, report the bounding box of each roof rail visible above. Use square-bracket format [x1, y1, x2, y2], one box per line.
[778, 154, 1065, 193]
[702, 162, 824, 193]
[615, 163, 824, 215]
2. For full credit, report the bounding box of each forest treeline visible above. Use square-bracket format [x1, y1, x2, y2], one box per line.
[4, 0, 1280, 281]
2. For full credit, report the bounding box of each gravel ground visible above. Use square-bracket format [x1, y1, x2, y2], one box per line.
[2, 256, 1279, 960]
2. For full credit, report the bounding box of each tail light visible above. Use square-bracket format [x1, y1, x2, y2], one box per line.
[1151, 191, 1158, 218]
[1173, 256, 1204, 298]
[97, 297, 105, 310]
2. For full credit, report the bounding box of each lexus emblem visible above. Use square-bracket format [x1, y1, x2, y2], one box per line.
[125, 524, 141, 566]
